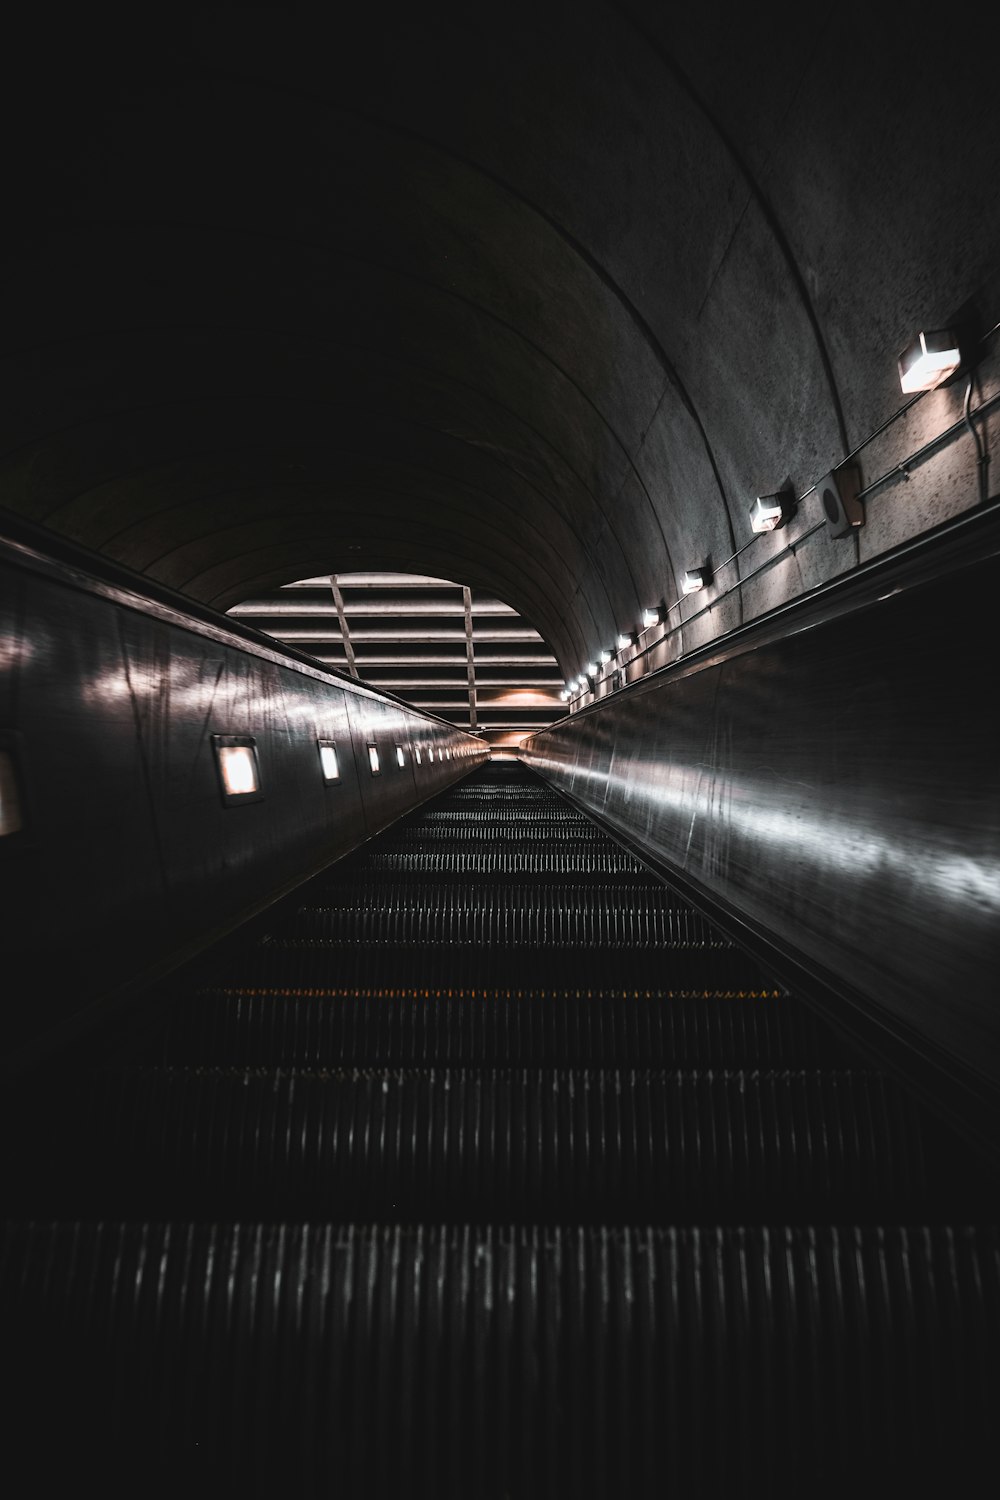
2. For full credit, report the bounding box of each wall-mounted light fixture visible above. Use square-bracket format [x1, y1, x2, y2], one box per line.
[599, 650, 611, 666]
[898, 329, 962, 394]
[586, 662, 598, 677]
[317, 740, 340, 782]
[616, 633, 635, 650]
[395, 745, 406, 768]
[415, 746, 422, 764]
[428, 747, 434, 762]
[0, 747, 25, 836]
[367, 744, 381, 775]
[681, 568, 708, 594]
[642, 608, 660, 629]
[749, 490, 795, 534]
[212, 735, 264, 804]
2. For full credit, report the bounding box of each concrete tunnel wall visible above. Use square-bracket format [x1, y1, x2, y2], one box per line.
[2, 8, 998, 680]
[1, 11, 998, 1095]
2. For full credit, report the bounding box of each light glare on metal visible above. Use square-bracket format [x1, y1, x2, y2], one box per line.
[897, 330, 961, 393]
[681, 569, 707, 594]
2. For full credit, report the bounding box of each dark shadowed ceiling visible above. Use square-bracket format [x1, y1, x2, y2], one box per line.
[3, 6, 998, 685]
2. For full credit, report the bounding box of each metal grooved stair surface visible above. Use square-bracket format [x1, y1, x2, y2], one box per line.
[3, 763, 998, 1496]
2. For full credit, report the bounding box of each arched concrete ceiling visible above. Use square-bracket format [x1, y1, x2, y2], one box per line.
[2, 8, 998, 681]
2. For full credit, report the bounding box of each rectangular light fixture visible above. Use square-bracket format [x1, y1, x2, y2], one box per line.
[599, 650, 611, 666]
[396, 745, 406, 768]
[428, 747, 434, 762]
[749, 493, 792, 533]
[318, 740, 340, 782]
[616, 633, 633, 650]
[681, 569, 707, 594]
[898, 329, 961, 393]
[367, 744, 381, 775]
[0, 748, 24, 837]
[415, 746, 422, 764]
[642, 609, 660, 628]
[212, 735, 263, 804]
[586, 662, 597, 676]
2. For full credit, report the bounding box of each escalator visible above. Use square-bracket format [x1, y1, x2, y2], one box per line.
[3, 762, 998, 1495]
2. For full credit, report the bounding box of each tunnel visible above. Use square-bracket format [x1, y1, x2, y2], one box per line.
[2, 8, 999, 1495]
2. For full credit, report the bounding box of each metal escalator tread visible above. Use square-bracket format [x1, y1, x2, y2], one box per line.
[3, 760, 998, 1495]
[3, 1221, 998, 1493]
[11, 1065, 940, 1226]
[155, 987, 843, 1070]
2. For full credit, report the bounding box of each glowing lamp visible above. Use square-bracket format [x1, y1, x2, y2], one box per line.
[897, 330, 961, 393]
[681, 569, 707, 594]
[749, 493, 793, 534]
[318, 741, 340, 782]
[642, 609, 660, 629]
[367, 744, 381, 775]
[212, 736, 263, 804]
[0, 749, 24, 836]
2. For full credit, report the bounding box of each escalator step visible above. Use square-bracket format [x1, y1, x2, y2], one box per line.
[155, 988, 837, 1071]
[13, 1066, 939, 1224]
[286, 888, 731, 948]
[353, 850, 649, 877]
[236, 940, 766, 991]
[4, 1219, 997, 1495]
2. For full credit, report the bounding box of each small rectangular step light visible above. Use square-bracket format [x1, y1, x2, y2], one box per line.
[428, 747, 434, 762]
[0, 749, 24, 836]
[212, 736, 263, 804]
[898, 329, 961, 393]
[681, 568, 707, 594]
[317, 740, 340, 782]
[367, 744, 381, 775]
[396, 745, 406, 768]
[642, 608, 660, 628]
[415, 746, 422, 764]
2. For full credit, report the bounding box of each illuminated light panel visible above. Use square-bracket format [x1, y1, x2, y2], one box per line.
[428, 748, 434, 762]
[599, 651, 611, 666]
[897, 329, 961, 393]
[415, 746, 422, 764]
[642, 609, 660, 629]
[396, 745, 406, 768]
[212, 736, 263, 804]
[616, 634, 632, 650]
[0, 749, 24, 836]
[586, 663, 598, 677]
[681, 569, 707, 594]
[318, 741, 340, 782]
[749, 494, 789, 534]
[367, 744, 381, 775]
